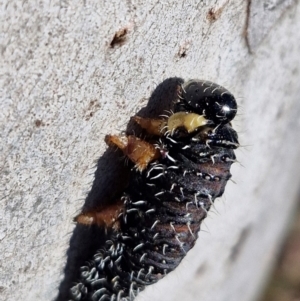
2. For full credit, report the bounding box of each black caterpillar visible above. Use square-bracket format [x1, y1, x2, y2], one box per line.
[69, 79, 239, 301]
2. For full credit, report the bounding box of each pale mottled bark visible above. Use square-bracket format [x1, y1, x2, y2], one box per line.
[1, 1, 300, 301]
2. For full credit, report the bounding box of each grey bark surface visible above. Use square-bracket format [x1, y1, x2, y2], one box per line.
[1, 1, 300, 301]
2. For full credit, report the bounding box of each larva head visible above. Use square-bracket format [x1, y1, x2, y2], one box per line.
[180, 80, 237, 124]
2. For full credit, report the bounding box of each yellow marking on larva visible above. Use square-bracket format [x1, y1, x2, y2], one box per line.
[167, 112, 208, 133]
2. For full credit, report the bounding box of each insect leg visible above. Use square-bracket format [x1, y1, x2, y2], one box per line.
[105, 135, 161, 171]
[132, 116, 166, 136]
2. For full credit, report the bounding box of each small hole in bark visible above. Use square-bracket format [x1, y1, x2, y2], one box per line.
[177, 41, 191, 59]
[110, 28, 128, 48]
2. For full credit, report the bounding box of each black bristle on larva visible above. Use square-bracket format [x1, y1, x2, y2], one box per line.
[69, 80, 239, 301]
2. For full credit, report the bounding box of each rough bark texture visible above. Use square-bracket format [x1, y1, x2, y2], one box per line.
[1, 1, 300, 301]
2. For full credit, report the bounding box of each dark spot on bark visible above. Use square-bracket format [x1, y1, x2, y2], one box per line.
[207, 7, 223, 22]
[35, 119, 43, 127]
[177, 41, 191, 58]
[228, 225, 252, 262]
[195, 263, 207, 276]
[178, 49, 187, 58]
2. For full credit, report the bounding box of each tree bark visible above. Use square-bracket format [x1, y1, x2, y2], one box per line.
[1, 1, 300, 301]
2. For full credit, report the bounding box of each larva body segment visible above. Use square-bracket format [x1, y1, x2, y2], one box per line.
[69, 80, 239, 301]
